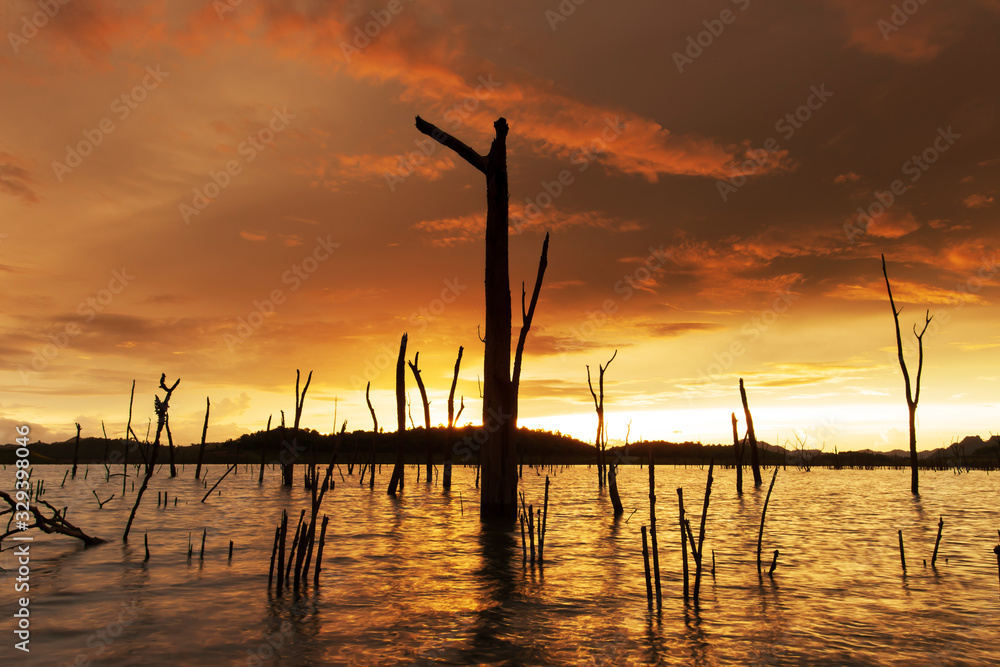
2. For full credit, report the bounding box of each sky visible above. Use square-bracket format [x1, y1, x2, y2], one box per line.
[2, 0, 998, 452]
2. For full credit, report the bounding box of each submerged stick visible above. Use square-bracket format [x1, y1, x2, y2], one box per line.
[693, 461, 714, 604]
[268, 525, 280, 587]
[678, 488, 689, 602]
[143, 532, 150, 562]
[898, 530, 907, 573]
[768, 549, 779, 575]
[641, 526, 653, 606]
[314, 514, 329, 586]
[931, 516, 944, 566]
[649, 449, 661, 609]
[201, 463, 237, 503]
[539, 476, 550, 562]
[276, 511, 288, 594]
[757, 467, 778, 576]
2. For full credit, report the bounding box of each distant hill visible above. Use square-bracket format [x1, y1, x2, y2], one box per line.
[3, 428, 997, 469]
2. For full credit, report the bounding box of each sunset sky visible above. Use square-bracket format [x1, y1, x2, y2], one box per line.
[2, 0, 998, 452]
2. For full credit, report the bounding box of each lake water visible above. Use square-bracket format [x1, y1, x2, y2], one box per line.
[2, 463, 998, 666]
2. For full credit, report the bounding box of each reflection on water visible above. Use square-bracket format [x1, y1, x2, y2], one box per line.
[1, 464, 997, 666]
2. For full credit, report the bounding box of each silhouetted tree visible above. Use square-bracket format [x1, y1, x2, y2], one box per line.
[731, 412, 743, 495]
[71, 422, 81, 479]
[444, 346, 464, 491]
[195, 397, 210, 480]
[415, 115, 549, 519]
[408, 351, 433, 482]
[739, 378, 763, 487]
[283, 370, 312, 487]
[882, 254, 932, 495]
[387, 334, 407, 495]
[587, 350, 617, 488]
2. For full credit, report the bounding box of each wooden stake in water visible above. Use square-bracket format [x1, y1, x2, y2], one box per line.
[314, 515, 329, 586]
[677, 488, 689, 602]
[143, 532, 150, 562]
[641, 525, 653, 606]
[228, 540, 233, 561]
[538, 476, 550, 562]
[931, 516, 944, 566]
[649, 449, 661, 609]
[268, 525, 280, 587]
[898, 530, 907, 573]
[768, 549, 779, 575]
[757, 467, 778, 576]
[200, 528, 207, 560]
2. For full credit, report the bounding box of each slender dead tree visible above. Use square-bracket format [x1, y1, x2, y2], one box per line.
[365, 381, 378, 489]
[512, 231, 550, 428]
[284, 370, 313, 487]
[882, 254, 933, 495]
[407, 351, 434, 482]
[739, 378, 763, 487]
[259, 414, 271, 484]
[195, 397, 210, 480]
[71, 422, 81, 479]
[731, 412, 744, 495]
[587, 350, 618, 497]
[444, 346, 464, 491]
[165, 414, 177, 477]
[416, 115, 549, 519]
[387, 333, 407, 495]
[123, 374, 179, 543]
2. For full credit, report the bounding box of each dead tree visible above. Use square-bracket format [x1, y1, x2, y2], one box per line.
[165, 414, 177, 477]
[123, 374, 179, 543]
[512, 232, 550, 428]
[259, 414, 271, 484]
[731, 412, 743, 495]
[882, 254, 933, 495]
[71, 422, 81, 479]
[416, 116, 549, 519]
[387, 334, 407, 495]
[407, 351, 434, 482]
[444, 346, 464, 491]
[739, 378, 763, 487]
[195, 397, 210, 480]
[1, 491, 105, 547]
[283, 370, 312, 487]
[587, 351, 620, 511]
[365, 381, 378, 490]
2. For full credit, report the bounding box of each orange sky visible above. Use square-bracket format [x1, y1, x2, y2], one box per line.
[2, 0, 998, 452]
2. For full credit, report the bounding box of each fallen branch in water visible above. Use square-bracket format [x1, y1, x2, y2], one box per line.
[0, 490, 106, 547]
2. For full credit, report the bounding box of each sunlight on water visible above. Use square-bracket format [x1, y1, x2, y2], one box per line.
[1, 463, 998, 666]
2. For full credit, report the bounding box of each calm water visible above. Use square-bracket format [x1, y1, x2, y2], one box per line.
[1, 463, 998, 666]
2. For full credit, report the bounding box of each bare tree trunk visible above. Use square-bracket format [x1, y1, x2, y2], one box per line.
[282, 371, 312, 487]
[512, 233, 550, 428]
[388, 334, 407, 495]
[882, 254, 932, 495]
[739, 378, 763, 487]
[407, 351, 433, 482]
[416, 116, 520, 519]
[588, 350, 619, 512]
[123, 375, 179, 543]
[259, 414, 270, 485]
[444, 346, 464, 491]
[72, 422, 81, 479]
[195, 397, 210, 480]
[731, 412, 743, 495]
[366, 381, 378, 490]
[165, 415, 177, 477]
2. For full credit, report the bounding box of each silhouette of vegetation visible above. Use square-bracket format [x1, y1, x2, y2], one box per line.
[882, 254, 932, 495]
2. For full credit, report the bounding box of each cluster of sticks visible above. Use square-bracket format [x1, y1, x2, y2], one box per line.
[641, 451, 662, 609]
[268, 465, 334, 596]
[678, 460, 714, 606]
[519, 476, 550, 564]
